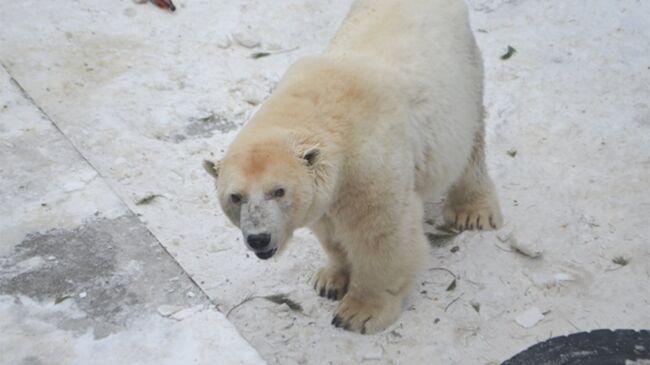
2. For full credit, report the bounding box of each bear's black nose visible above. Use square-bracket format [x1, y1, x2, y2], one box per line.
[247, 233, 271, 250]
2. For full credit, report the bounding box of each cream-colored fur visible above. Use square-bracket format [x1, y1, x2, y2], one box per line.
[205, 0, 502, 334]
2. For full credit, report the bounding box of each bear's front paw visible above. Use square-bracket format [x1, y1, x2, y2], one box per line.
[444, 193, 503, 231]
[314, 267, 349, 301]
[331, 294, 401, 334]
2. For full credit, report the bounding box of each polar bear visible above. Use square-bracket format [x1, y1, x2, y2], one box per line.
[204, 0, 502, 334]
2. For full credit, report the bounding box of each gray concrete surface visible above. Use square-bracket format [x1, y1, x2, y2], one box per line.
[0, 67, 264, 364]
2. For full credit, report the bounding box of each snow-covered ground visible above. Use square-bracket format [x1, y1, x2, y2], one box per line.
[1, 0, 649, 364]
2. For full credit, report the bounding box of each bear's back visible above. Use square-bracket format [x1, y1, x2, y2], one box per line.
[327, 0, 475, 75]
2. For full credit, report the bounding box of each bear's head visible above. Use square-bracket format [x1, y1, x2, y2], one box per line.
[204, 132, 333, 260]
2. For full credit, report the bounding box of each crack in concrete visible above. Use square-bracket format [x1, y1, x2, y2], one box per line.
[0, 61, 219, 315]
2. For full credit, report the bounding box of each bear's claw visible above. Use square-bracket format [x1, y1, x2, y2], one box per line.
[331, 315, 342, 327]
[444, 193, 503, 231]
[327, 289, 339, 300]
[450, 209, 501, 231]
[314, 267, 349, 301]
[332, 313, 369, 332]
[332, 295, 400, 334]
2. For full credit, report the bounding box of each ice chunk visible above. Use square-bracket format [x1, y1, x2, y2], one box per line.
[515, 307, 545, 328]
[157, 305, 182, 317]
[232, 32, 261, 48]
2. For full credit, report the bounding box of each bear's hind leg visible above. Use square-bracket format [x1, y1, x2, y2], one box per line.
[311, 217, 350, 301]
[443, 125, 503, 230]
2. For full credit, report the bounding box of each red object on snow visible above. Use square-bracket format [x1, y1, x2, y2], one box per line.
[152, 0, 176, 11]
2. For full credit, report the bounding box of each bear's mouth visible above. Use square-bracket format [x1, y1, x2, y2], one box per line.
[254, 248, 277, 260]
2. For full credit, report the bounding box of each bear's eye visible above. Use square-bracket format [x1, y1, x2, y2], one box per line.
[273, 188, 285, 198]
[230, 193, 242, 204]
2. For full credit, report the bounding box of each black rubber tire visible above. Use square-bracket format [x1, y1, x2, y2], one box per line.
[502, 329, 650, 365]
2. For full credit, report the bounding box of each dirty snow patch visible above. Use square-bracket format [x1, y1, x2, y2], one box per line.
[0, 295, 266, 365]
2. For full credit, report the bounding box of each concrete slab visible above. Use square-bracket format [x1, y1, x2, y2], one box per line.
[0, 68, 264, 364]
[0, 70, 126, 255]
[1, 0, 649, 364]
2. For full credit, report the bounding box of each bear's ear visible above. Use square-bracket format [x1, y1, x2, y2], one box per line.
[203, 159, 221, 180]
[302, 146, 320, 167]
